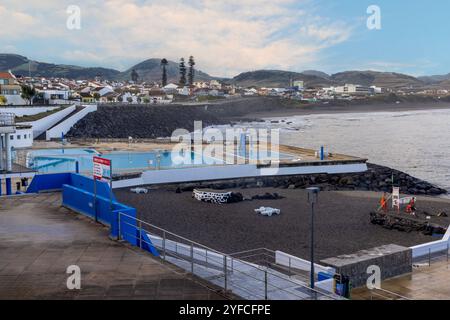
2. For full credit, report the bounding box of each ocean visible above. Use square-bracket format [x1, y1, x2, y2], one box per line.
[227, 108, 450, 191]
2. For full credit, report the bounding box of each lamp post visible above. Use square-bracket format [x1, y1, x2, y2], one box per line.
[307, 187, 320, 289]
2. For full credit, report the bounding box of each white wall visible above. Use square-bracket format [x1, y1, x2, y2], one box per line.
[2, 95, 27, 106]
[113, 162, 368, 189]
[24, 105, 76, 138]
[46, 105, 97, 140]
[410, 227, 450, 258]
[0, 106, 59, 117]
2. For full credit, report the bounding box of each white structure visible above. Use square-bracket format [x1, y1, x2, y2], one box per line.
[0, 106, 60, 117]
[24, 105, 76, 138]
[334, 84, 371, 95]
[8, 125, 33, 149]
[46, 105, 97, 140]
[41, 89, 71, 104]
[112, 161, 368, 189]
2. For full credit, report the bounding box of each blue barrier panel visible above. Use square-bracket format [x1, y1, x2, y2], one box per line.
[70, 174, 116, 202]
[58, 173, 157, 256]
[27, 173, 71, 193]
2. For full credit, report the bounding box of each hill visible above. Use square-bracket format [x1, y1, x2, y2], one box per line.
[0, 54, 120, 79]
[229, 70, 335, 88]
[116, 58, 215, 83]
[0, 54, 216, 82]
[330, 71, 424, 89]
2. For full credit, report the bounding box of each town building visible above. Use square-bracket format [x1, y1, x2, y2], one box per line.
[0, 71, 26, 105]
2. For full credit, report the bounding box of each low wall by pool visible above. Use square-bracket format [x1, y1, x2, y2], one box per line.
[112, 162, 369, 189]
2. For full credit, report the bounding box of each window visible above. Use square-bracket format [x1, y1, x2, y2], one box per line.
[17, 135, 21, 140]
[10, 135, 13, 140]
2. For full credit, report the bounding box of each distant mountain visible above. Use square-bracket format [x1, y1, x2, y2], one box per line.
[330, 71, 424, 89]
[418, 73, 450, 85]
[229, 70, 335, 88]
[0, 54, 120, 79]
[1, 53, 449, 90]
[301, 70, 331, 80]
[0, 54, 216, 83]
[116, 58, 216, 83]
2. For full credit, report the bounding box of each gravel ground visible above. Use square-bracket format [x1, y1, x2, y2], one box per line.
[115, 188, 450, 261]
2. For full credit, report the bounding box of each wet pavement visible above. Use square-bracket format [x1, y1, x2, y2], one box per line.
[0, 193, 226, 300]
[352, 255, 450, 300]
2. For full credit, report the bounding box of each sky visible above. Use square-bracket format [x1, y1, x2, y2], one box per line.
[0, 0, 449, 77]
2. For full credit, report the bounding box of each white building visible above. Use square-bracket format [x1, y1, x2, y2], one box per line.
[41, 89, 71, 104]
[334, 84, 371, 95]
[8, 124, 33, 149]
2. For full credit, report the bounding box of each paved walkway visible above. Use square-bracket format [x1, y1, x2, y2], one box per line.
[0, 193, 226, 300]
[352, 256, 450, 300]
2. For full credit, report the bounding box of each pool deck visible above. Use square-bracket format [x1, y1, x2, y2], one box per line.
[0, 193, 227, 300]
[352, 257, 450, 300]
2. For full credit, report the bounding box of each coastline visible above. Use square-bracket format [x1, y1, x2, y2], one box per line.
[242, 101, 450, 119]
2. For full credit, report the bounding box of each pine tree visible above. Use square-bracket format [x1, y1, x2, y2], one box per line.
[161, 58, 168, 87]
[131, 69, 139, 83]
[179, 58, 187, 86]
[188, 56, 195, 86]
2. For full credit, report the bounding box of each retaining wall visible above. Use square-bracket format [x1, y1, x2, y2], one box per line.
[25, 105, 76, 137]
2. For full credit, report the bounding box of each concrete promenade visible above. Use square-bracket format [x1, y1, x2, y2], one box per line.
[0, 193, 226, 300]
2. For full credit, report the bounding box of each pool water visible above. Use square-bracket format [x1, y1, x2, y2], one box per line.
[27, 148, 225, 174]
[27, 147, 298, 175]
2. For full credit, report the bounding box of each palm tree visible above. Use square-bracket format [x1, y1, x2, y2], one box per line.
[179, 58, 187, 86]
[161, 58, 168, 87]
[21, 85, 36, 105]
[188, 56, 195, 87]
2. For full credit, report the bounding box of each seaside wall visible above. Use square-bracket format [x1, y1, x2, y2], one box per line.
[46, 105, 97, 140]
[113, 162, 368, 189]
[410, 227, 450, 258]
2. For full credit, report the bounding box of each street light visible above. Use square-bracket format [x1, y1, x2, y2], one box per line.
[307, 187, 320, 289]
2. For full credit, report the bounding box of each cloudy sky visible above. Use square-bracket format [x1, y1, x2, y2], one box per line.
[0, 0, 449, 77]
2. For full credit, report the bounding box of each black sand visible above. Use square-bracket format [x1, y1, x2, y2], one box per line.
[115, 188, 450, 261]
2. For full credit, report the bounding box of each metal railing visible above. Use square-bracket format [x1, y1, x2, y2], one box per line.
[0, 112, 15, 126]
[117, 212, 342, 300]
[369, 287, 412, 300]
[413, 244, 450, 268]
[229, 248, 311, 282]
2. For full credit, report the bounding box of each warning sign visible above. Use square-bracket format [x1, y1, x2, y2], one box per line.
[93, 156, 111, 180]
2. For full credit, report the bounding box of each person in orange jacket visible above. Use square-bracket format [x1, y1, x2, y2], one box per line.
[380, 193, 388, 212]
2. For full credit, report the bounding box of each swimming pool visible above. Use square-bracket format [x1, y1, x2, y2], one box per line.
[26, 148, 226, 174]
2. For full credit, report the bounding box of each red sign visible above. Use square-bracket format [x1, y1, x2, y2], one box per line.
[93, 156, 111, 180]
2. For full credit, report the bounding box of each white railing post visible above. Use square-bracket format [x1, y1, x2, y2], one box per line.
[224, 255, 228, 294]
[289, 257, 292, 278]
[190, 242, 194, 274]
[163, 231, 166, 261]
